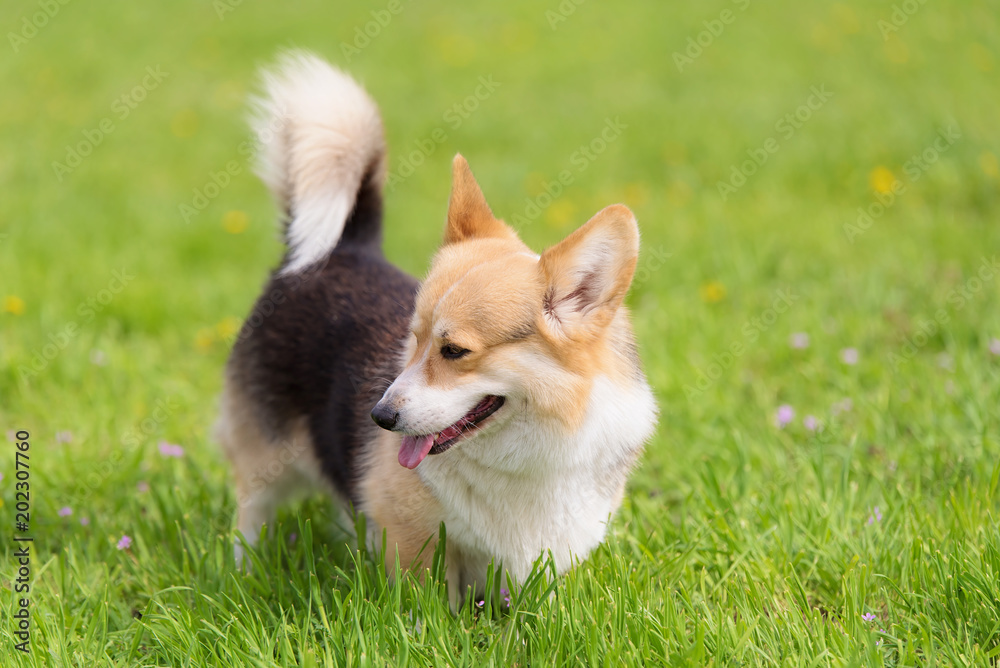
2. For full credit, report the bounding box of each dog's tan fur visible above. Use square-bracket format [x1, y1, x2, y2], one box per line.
[217, 377, 327, 558]
[358, 431, 446, 575]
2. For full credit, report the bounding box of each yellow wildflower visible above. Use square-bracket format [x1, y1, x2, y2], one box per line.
[700, 281, 726, 304]
[979, 152, 999, 180]
[222, 210, 249, 234]
[3, 295, 25, 315]
[215, 316, 241, 342]
[869, 166, 898, 194]
[195, 328, 216, 351]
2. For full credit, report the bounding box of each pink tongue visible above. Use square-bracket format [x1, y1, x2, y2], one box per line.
[398, 434, 435, 469]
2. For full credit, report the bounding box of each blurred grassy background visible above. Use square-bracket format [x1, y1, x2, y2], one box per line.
[1, 0, 999, 665]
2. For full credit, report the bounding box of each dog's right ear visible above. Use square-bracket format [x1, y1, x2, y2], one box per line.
[444, 154, 516, 245]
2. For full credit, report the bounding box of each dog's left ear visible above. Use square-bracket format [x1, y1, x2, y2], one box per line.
[444, 154, 516, 245]
[538, 205, 639, 334]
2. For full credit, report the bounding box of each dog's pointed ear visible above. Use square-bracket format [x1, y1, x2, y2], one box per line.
[538, 205, 639, 335]
[445, 154, 515, 245]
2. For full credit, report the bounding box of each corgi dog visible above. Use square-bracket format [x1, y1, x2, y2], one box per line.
[216, 51, 658, 606]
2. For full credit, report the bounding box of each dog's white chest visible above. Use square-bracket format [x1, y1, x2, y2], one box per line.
[441, 467, 616, 581]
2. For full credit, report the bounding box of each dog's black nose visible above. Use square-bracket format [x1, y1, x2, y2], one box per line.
[371, 401, 399, 430]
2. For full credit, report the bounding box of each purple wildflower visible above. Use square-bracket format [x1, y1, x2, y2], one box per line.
[841, 347, 859, 365]
[867, 506, 883, 525]
[158, 441, 185, 458]
[58, 506, 73, 517]
[789, 332, 810, 349]
[990, 338, 1000, 356]
[117, 535, 132, 550]
[289, 532, 298, 546]
[774, 404, 795, 428]
[80, 517, 90, 526]
[476, 600, 484, 608]
[803, 415, 819, 432]
[136, 481, 150, 493]
[862, 612, 876, 622]
[0, 472, 3, 483]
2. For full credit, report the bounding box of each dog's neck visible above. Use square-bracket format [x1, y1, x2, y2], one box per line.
[416, 374, 657, 579]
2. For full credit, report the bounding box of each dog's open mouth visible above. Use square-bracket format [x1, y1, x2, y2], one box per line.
[397, 395, 505, 469]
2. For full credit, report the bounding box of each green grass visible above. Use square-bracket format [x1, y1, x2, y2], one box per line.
[2, 0, 1000, 665]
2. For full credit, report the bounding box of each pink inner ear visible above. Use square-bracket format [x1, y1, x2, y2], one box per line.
[538, 205, 639, 331]
[546, 270, 602, 321]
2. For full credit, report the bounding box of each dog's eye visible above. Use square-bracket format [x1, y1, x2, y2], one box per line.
[440, 344, 471, 360]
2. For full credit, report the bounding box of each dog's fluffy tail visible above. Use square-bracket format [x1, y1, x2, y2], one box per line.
[252, 50, 386, 275]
